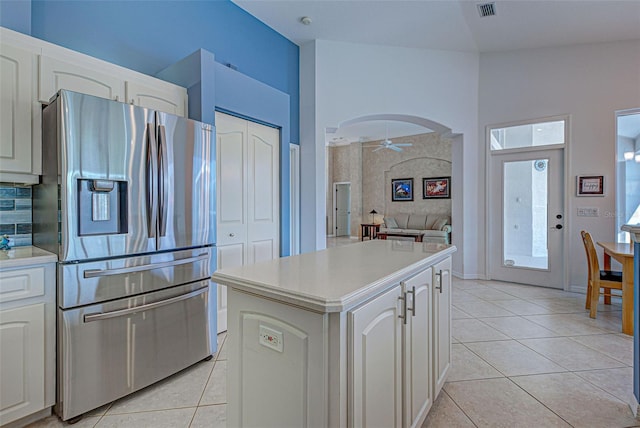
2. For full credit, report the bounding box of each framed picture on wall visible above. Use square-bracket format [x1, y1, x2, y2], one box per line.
[423, 177, 451, 199]
[576, 175, 604, 196]
[391, 178, 413, 201]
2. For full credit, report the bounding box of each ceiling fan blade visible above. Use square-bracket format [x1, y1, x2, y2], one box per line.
[394, 143, 413, 147]
[389, 145, 403, 152]
[372, 146, 385, 152]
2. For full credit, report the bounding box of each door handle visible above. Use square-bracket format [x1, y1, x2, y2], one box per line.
[84, 286, 208, 322]
[435, 270, 443, 293]
[406, 284, 416, 317]
[146, 123, 158, 239]
[158, 123, 169, 237]
[550, 224, 563, 230]
[83, 253, 209, 278]
[398, 292, 408, 325]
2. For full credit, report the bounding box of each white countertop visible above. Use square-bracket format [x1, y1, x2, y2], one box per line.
[212, 240, 456, 312]
[0, 246, 58, 270]
[621, 224, 640, 243]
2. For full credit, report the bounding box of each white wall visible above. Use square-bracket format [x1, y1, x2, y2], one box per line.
[300, 40, 480, 278]
[479, 39, 640, 289]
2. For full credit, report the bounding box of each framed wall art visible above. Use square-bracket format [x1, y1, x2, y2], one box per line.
[391, 178, 413, 201]
[576, 175, 604, 196]
[423, 177, 451, 199]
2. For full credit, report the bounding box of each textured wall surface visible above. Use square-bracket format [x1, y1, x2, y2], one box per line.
[328, 132, 452, 237]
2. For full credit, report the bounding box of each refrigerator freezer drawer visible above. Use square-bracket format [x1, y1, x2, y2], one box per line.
[57, 282, 211, 421]
[59, 247, 212, 309]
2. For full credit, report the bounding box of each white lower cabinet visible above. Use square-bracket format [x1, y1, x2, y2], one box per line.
[349, 268, 433, 428]
[432, 257, 452, 397]
[349, 285, 403, 428]
[0, 304, 45, 424]
[0, 257, 56, 427]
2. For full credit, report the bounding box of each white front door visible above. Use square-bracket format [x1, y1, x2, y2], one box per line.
[489, 149, 565, 287]
[335, 183, 351, 237]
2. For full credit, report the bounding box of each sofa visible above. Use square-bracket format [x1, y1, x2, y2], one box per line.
[379, 213, 452, 244]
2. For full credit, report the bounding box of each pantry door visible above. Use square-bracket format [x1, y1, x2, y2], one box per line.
[215, 111, 280, 333]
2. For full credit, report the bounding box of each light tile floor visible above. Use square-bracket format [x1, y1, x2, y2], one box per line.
[28, 255, 640, 427]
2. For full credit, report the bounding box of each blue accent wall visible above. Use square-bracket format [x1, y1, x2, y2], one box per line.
[1, 0, 298, 256]
[16, 0, 298, 144]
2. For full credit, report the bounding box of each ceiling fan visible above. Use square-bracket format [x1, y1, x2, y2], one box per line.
[369, 138, 413, 152]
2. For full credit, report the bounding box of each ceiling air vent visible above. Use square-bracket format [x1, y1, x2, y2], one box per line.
[477, 2, 496, 17]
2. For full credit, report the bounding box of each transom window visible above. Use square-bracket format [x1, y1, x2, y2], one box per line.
[491, 120, 565, 151]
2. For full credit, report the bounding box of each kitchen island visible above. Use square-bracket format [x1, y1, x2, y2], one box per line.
[212, 239, 456, 428]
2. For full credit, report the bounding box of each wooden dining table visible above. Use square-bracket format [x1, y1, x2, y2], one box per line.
[596, 241, 634, 335]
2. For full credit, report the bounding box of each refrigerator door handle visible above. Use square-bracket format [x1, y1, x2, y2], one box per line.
[83, 286, 208, 322]
[158, 123, 169, 237]
[146, 122, 159, 238]
[83, 253, 210, 278]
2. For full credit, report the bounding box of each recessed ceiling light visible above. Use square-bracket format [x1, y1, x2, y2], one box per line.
[300, 16, 312, 25]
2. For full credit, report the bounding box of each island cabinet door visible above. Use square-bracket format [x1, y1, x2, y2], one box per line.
[348, 285, 403, 428]
[403, 268, 433, 428]
[432, 257, 452, 397]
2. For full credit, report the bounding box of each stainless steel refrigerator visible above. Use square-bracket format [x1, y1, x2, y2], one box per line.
[34, 90, 216, 421]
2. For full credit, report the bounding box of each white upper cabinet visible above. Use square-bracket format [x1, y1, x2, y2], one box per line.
[0, 27, 188, 182]
[125, 81, 186, 116]
[0, 44, 34, 174]
[39, 55, 125, 103]
[39, 54, 187, 116]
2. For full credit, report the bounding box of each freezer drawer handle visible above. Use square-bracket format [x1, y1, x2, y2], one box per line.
[83, 286, 208, 323]
[83, 253, 209, 278]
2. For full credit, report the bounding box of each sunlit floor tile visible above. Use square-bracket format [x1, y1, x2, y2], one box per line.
[511, 372, 639, 428]
[444, 378, 570, 427]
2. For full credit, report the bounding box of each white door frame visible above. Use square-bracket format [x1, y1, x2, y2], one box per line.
[484, 115, 570, 290]
[333, 182, 351, 237]
[290, 143, 301, 256]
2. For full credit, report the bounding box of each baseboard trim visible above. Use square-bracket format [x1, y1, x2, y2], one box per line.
[452, 271, 484, 280]
[629, 395, 639, 418]
[569, 285, 588, 294]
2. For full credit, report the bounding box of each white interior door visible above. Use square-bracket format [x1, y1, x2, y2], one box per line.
[335, 183, 351, 237]
[247, 121, 280, 264]
[489, 149, 564, 287]
[215, 112, 280, 333]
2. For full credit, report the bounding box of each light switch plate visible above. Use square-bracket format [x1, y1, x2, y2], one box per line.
[577, 207, 599, 217]
[259, 325, 284, 352]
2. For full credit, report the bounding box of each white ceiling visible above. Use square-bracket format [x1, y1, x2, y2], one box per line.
[233, 0, 640, 53]
[232, 0, 640, 143]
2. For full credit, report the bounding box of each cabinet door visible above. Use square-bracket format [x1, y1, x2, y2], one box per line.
[403, 268, 433, 428]
[216, 244, 245, 333]
[0, 303, 45, 425]
[39, 56, 125, 103]
[432, 257, 452, 397]
[0, 44, 33, 174]
[349, 285, 403, 428]
[125, 81, 186, 116]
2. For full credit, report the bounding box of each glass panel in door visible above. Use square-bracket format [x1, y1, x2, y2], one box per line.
[503, 159, 549, 270]
[489, 149, 564, 288]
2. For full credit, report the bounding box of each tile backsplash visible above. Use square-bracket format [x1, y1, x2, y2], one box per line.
[0, 183, 33, 247]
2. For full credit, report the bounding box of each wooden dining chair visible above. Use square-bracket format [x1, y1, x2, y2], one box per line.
[580, 230, 623, 318]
